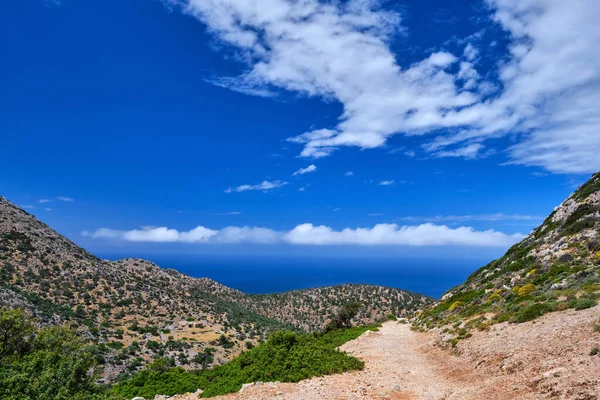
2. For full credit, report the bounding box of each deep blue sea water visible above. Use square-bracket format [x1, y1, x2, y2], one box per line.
[98, 253, 488, 299]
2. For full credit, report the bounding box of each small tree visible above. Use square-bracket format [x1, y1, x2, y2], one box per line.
[0, 308, 34, 360]
[0, 308, 105, 400]
[325, 302, 361, 331]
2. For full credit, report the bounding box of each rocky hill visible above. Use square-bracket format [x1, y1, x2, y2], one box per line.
[0, 196, 431, 381]
[414, 172, 600, 343]
[243, 285, 425, 331]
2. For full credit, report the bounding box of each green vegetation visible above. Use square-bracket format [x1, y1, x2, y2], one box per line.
[325, 301, 361, 331]
[511, 303, 553, 323]
[573, 172, 600, 201]
[114, 324, 379, 399]
[413, 170, 600, 344]
[0, 308, 115, 400]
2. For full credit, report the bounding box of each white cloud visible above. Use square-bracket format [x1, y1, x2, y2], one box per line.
[283, 223, 523, 246]
[171, 0, 600, 174]
[345, 171, 354, 176]
[398, 213, 542, 222]
[433, 143, 484, 159]
[378, 180, 395, 186]
[45, 208, 52, 211]
[297, 187, 305, 192]
[85, 225, 278, 244]
[39, 199, 51, 203]
[404, 150, 415, 157]
[85, 222, 522, 247]
[292, 164, 317, 176]
[56, 196, 74, 202]
[463, 43, 478, 62]
[225, 180, 288, 193]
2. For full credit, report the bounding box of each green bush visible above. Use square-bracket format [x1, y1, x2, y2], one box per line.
[517, 284, 536, 297]
[572, 298, 597, 310]
[114, 324, 378, 398]
[511, 303, 552, 323]
[325, 302, 361, 331]
[0, 308, 114, 400]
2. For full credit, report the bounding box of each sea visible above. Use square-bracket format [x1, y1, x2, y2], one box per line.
[97, 253, 490, 299]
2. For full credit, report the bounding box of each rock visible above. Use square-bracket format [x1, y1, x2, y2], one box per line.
[441, 291, 454, 301]
[132, 397, 146, 400]
[240, 383, 255, 392]
[550, 280, 568, 290]
[542, 367, 565, 379]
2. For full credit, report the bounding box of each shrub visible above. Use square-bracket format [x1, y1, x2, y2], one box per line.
[573, 298, 597, 310]
[518, 284, 536, 297]
[217, 335, 234, 349]
[486, 293, 501, 303]
[511, 303, 552, 323]
[114, 324, 378, 399]
[325, 302, 361, 331]
[0, 308, 113, 400]
[590, 347, 599, 356]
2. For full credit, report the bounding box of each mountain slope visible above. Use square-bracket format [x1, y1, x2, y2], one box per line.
[0, 196, 431, 381]
[414, 172, 600, 341]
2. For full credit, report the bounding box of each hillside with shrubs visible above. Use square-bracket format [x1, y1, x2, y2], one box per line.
[413, 172, 600, 345]
[241, 285, 427, 331]
[0, 196, 430, 384]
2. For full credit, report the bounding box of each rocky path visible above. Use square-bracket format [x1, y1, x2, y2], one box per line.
[168, 306, 600, 400]
[212, 321, 481, 400]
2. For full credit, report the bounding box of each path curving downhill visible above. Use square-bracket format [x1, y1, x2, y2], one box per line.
[172, 306, 600, 400]
[214, 321, 481, 400]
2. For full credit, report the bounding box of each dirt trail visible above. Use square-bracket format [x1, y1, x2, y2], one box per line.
[171, 306, 600, 400]
[214, 321, 481, 400]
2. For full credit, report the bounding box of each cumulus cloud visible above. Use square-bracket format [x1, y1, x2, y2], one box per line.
[84, 222, 522, 247]
[283, 223, 523, 246]
[84, 225, 279, 244]
[292, 164, 317, 176]
[169, 0, 600, 173]
[225, 180, 288, 193]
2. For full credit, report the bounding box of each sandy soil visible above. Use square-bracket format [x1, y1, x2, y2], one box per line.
[165, 305, 600, 400]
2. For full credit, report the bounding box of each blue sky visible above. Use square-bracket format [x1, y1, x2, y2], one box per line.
[1, 0, 598, 258]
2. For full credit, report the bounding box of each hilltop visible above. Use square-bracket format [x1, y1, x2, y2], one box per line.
[0, 196, 431, 381]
